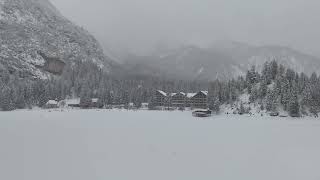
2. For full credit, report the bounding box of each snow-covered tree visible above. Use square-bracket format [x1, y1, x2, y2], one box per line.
[1, 86, 15, 111]
[266, 89, 277, 112]
[209, 97, 220, 114]
[239, 102, 246, 115]
[288, 85, 300, 117]
[80, 83, 92, 109]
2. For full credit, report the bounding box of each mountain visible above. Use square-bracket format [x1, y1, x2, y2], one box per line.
[123, 42, 320, 81]
[0, 0, 114, 79]
[122, 45, 236, 80]
[210, 41, 320, 76]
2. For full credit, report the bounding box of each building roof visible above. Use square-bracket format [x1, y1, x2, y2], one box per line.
[179, 92, 186, 96]
[189, 91, 209, 99]
[92, 98, 99, 103]
[157, 90, 167, 96]
[156, 90, 208, 98]
[186, 93, 197, 98]
[171, 92, 186, 97]
[201, 91, 209, 96]
[46, 100, 58, 105]
[66, 98, 80, 105]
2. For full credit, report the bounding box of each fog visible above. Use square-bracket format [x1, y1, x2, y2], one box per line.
[50, 0, 320, 56]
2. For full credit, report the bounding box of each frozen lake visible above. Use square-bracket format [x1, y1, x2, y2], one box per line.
[0, 110, 320, 180]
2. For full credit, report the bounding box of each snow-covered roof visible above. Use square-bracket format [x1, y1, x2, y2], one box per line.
[92, 98, 99, 103]
[171, 92, 186, 97]
[157, 90, 167, 96]
[157, 90, 207, 98]
[201, 91, 208, 96]
[186, 93, 197, 98]
[46, 100, 58, 105]
[179, 92, 186, 96]
[189, 91, 208, 98]
[66, 98, 80, 105]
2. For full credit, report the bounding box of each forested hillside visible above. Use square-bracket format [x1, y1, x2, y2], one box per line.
[0, 0, 114, 78]
[207, 61, 320, 117]
[0, 59, 319, 117]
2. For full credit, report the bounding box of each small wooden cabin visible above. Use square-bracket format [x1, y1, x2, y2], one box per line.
[91, 98, 100, 108]
[45, 100, 59, 109]
[66, 99, 81, 108]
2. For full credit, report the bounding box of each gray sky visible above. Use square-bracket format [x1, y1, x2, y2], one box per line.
[50, 0, 320, 56]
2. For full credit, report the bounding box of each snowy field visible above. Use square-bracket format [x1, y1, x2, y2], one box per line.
[0, 110, 320, 180]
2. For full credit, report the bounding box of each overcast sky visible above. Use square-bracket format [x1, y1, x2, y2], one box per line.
[49, 0, 320, 56]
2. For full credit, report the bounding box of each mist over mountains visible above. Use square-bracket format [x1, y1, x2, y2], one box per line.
[122, 41, 320, 81]
[1, 0, 320, 82]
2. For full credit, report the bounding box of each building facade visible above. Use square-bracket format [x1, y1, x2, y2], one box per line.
[155, 90, 209, 109]
[190, 91, 208, 109]
[155, 90, 168, 107]
[171, 92, 187, 107]
[45, 100, 59, 109]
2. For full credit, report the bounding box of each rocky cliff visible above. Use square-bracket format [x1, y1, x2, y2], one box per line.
[0, 0, 114, 78]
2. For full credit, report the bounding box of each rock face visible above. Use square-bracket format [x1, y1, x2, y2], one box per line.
[0, 0, 114, 78]
[38, 51, 65, 75]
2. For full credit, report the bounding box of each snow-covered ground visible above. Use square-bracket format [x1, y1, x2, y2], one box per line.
[0, 109, 320, 180]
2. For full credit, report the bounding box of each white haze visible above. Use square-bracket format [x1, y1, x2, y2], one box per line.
[49, 0, 320, 57]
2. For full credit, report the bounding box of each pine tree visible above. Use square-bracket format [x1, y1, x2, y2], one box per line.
[80, 83, 91, 109]
[123, 90, 130, 109]
[261, 62, 272, 84]
[310, 72, 318, 84]
[246, 65, 259, 84]
[259, 79, 268, 98]
[210, 97, 220, 114]
[1, 70, 10, 85]
[288, 88, 300, 117]
[1, 86, 15, 111]
[133, 92, 143, 109]
[36, 81, 49, 108]
[239, 102, 245, 115]
[310, 106, 318, 117]
[249, 86, 259, 103]
[280, 78, 290, 110]
[286, 69, 296, 84]
[266, 89, 277, 112]
[301, 84, 312, 107]
[107, 91, 113, 106]
[14, 88, 26, 109]
[270, 60, 278, 80]
[148, 95, 156, 110]
[24, 84, 35, 109]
